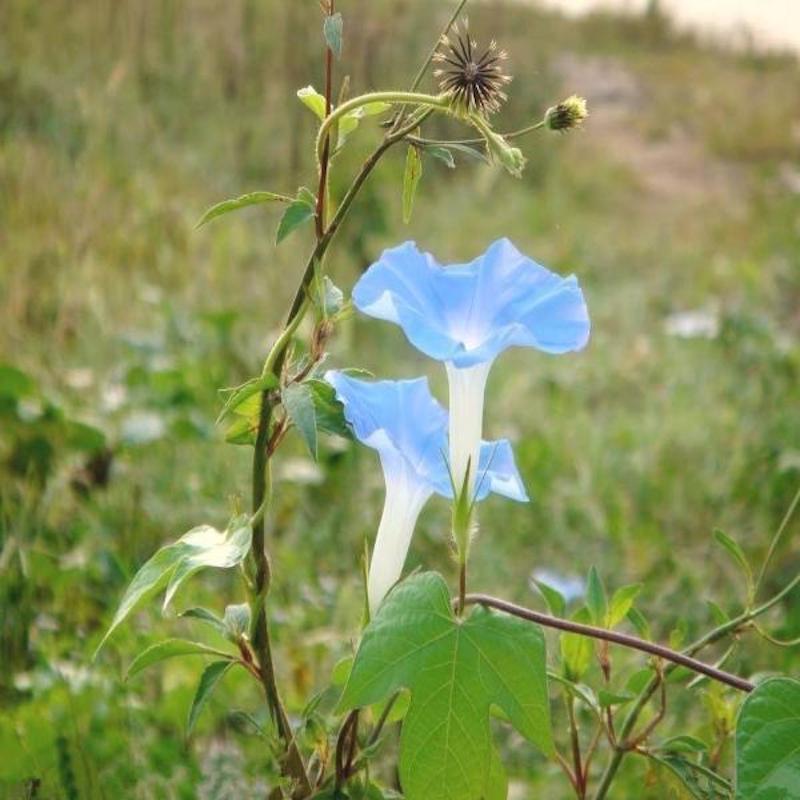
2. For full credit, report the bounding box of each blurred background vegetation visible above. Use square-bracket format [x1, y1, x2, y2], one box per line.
[1, 0, 799, 797]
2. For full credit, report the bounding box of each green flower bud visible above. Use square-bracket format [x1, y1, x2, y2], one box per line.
[483, 128, 527, 178]
[544, 95, 588, 132]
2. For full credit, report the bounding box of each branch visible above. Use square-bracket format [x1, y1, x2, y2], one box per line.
[462, 594, 754, 693]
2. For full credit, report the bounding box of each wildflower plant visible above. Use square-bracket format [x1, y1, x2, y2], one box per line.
[96, 2, 800, 799]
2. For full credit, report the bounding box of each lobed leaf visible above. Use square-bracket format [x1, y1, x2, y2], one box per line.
[338, 572, 552, 800]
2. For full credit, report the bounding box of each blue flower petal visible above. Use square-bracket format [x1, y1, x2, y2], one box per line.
[352, 238, 590, 368]
[324, 370, 527, 504]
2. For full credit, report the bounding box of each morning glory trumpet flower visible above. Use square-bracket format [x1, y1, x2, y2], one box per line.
[352, 238, 590, 498]
[325, 370, 527, 612]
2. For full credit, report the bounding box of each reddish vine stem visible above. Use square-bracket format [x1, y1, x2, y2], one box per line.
[462, 594, 754, 693]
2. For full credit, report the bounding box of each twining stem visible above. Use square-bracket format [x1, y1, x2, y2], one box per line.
[461, 594, 754, 692]
[315, 0, 335, 240]
[407, 0, 469, 94]
[247, 107, 436, 796]
[316, 91, 449, 160]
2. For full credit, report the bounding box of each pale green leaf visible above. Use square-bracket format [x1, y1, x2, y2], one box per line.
[223, 603, 251, 640]
[532, 578, 566, 618]
[163, 518, 252, 609]
[126, 638, 233, 679]
[424, 145, 456, 169]
[713, 529, 754, 595]
[282, 382, 318, 458]
[586, 567, 607, 626]
[187, 660, 236, 736]
[561, 607, 594, 681]
[607, 583, 642, 628]
[627, 606, 651, 640]
[96, 541, 191, 655]
[276, 198, 315, 244]
[735, 677, 800, 799]
[402, 145, 422, 224]
[338, 572, 553, 800]
[297, 86, 327, 119]
[196, 191, 291, 228]
[650, 752, 733, 799]
[323, 12, 343, 58]
[216, 372, 277, 425]
[180, 607, 227, 636]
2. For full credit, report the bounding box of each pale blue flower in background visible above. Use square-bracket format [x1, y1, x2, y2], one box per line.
[530, 568, 585, 604]
[352, 238, 590, 497]
[325, 370, 527, 612]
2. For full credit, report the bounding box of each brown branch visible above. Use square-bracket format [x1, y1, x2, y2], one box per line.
[462, 594, 754, 693]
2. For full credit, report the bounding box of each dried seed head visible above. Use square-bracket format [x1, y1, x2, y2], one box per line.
[544, 95, 589, 132]
[433, 22, 512, 115]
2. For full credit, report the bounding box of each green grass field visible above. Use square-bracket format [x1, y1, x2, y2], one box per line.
[1, 1, 799, 797]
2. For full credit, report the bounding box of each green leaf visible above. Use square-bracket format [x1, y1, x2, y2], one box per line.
[217, 373, 278, 425]
[735, 677, 800, 799]
[196, 191, 291, 228]
[282, 382, 318, 458]
[323, 12, 343, 58]
[561, 607, 593, 681]
[338, 572, 552, 800]
[0, 364, 37, 399]
[548, 672, 600, 715]
[332, 655, 353, 687]
[306, 378, 353, 439]
[180, 607, 227, 636]
[297, 86, 327, 119]
[626, 667, 655, 694]
[95, 541, 190, 655]
[707, 600, 731, 627]
[163, 517, 253, 609]
[424, 145, 456, 169]
[276, 198, 315, 244]
[659, 735, 710, 754]
[126, 638, 233, 679]
[607, 583, 642, 628]
[713, 529, 754, 596]
[401, 145, 422, 224]
[597, 689, 635, 707]
[586, 567, 607, 627]
[443, 142, 490, 163]
[223, 603, 251, 641]
[187, 660, 236, 736]
[626, 606, 652, 640]
[649, 752, 733, 799]
[532, 578, 566, 618]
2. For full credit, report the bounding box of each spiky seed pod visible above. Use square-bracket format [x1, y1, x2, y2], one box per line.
[433, 22, 512, 115]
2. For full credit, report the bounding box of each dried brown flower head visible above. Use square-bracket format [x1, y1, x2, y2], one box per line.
[433, 22, 511, 115]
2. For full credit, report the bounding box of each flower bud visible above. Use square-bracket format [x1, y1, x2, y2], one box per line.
[544, 95, 588, 132]
[483, 128, 526, 178]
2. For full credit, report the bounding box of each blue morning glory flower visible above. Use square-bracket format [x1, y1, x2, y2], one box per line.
[352, 238, 590, 497]
[325, 370, 527, 612]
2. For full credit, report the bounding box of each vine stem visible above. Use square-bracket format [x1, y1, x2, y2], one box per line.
[247, 107, 436, 798]
[461, 594, 754, 692]
[315, 91, 448, 160]
[592, 564, 800, 799]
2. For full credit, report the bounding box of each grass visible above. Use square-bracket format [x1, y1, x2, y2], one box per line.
[1, 0, 799, 797]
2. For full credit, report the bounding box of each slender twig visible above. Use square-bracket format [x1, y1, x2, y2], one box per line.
[593, 561, 800, 800]
[409, 119, 546, 148]
[315, 0, 335, 240]
[566, 696, 585, 798]
[462, 594, 754, 692]
[555, 750, 581, 795]
[368, 690, 401, 747]
[408, 0, 469, 93]
[755, 482, 800, 596]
